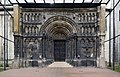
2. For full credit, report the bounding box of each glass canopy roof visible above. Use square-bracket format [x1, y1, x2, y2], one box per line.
[0, 0, 111, 5]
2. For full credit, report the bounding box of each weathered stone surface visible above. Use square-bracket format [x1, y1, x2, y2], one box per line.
[13, 4, 20, 34]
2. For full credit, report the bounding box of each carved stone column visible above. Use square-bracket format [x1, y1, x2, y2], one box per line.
[97, 5, 106, 68]
[13, 4, 21, 68]
[42, 33, 45, 59]
[98, 33, 106, 68]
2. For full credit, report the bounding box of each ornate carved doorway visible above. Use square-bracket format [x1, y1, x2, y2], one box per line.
[40, 16, 77, 61]
[16, 14, 99, 67]
[54, 40, 66, 61]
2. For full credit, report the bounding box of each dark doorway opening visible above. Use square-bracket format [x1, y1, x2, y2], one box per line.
[54, 40, 66, 61]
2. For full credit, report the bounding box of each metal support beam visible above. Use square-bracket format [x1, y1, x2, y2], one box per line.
[112, 0, 115, 70]
[106, 0, 111, 5]
[63, 0, 65, 3]
[91, 0, 95, 3]
[3, 0, 6, 70]
[82, 0, 85, 3]
[0, 35, 14, 43]
[53, 0, 55, 3]
[16, 0, 19, 4]
[24, 0, 28, 3]
[8, 0, 13, 5]
[43, 0, 45, 3]
[99, 0, 103, 3]
[0, 0, 110, 5]
[34, 0, 37, 4]
[109, 11, 111, 67]
[105, 0, 120, 18]
[19, 3, 101, 8]
[104, 34, 120, 43]
[0, 2, 13, 18]
[73, 0, 75, 3]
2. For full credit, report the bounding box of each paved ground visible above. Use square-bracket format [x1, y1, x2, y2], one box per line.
[48, 62, 73, 67]
[0, 62, 120, 77]
[0, 67, 120, 77]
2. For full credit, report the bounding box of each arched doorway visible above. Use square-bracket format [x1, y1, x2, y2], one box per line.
[51, 26, 67, 61]
[54, 40, 66, 61]
[40, 16, 77, 61]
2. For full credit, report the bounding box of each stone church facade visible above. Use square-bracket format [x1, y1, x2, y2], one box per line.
[0, 3, 106, 68]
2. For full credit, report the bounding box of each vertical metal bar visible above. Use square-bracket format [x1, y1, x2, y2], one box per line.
[6, 12, 8, 67]
[119, 10, 120, 21]
[73, 0, 75, 3]
[91, 0, 95, 3]
[109, 11, 111, 67]
[112, 0, 115, 70]
[53, 0, 55, 3]
[3, 3, 9, 67]
[34, 0, 36, 3]
[3, 0, 6, 70]
[82, 0, 85, 3]
[63, 0, 65, 3]
[43, 0, 45, 3]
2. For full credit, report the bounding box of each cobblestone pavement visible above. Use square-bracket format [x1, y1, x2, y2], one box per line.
[0, 67, 120, 77]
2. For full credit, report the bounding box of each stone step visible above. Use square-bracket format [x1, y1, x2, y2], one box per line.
[47, 62, 73, 68]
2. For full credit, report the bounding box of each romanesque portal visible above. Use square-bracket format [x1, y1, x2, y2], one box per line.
[13, 5, 106, 67]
